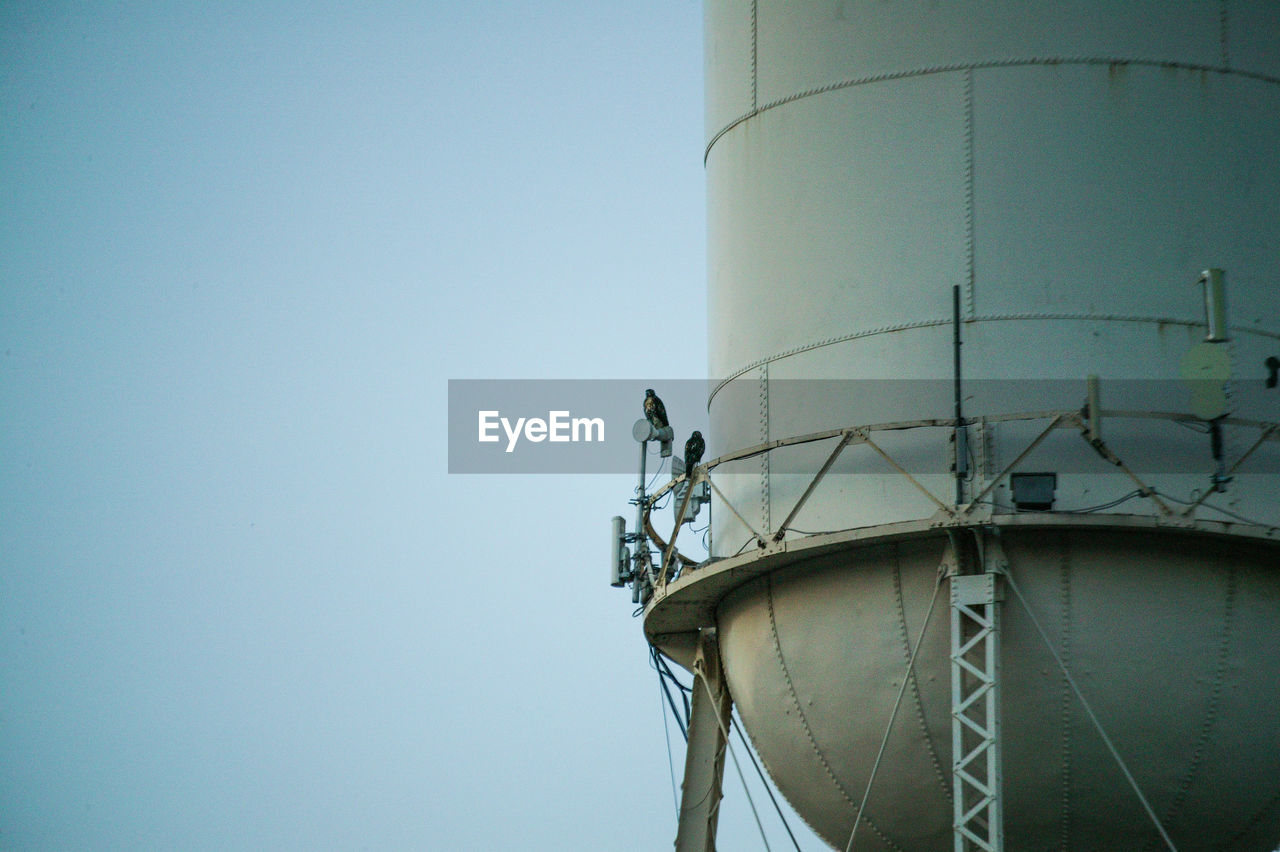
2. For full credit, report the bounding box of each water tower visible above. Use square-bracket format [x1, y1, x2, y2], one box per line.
[617, 2, 1280, 849]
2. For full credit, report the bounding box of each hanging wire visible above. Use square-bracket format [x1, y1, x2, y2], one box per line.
[1074, 489, 1146, 513]
[844, 572, 943, 852]
[1003, 570, 1178, 851]
[655, 653, 692, 725]
[731, 708, 803, 852]
[680, 522, 710, 561]
[967, 488, 1146, 516]
[1153, 488, 1271, 527]
[647, 454, 670, 492]
[695, 673, 773, 852]
[660, 679, 690, 739]
[655, 648, 793, 848]
[658, 661, 681, 823]
[1191, 501, 1270, 526]
[652, 647, 689, 740]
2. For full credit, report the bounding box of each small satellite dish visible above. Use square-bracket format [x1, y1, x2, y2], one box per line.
[1179, 342, 1231, 420]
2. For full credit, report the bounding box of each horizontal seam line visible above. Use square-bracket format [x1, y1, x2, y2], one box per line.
[705, 55, 1280, 163]
[709, 314, 1280, 407]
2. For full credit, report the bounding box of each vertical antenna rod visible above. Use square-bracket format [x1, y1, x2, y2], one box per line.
[633, 438, 649, 601]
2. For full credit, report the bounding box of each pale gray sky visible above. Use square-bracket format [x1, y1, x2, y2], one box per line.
[0, 2, 825, 848]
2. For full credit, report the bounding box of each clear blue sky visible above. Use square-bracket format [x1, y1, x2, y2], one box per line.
[28, 5, 1280, 851]
[0, 2, 825, 849]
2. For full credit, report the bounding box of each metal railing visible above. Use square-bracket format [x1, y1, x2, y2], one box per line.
[642, 410, 1279, 589]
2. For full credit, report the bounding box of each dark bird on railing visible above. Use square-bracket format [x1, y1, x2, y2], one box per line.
[644, 388, 669, 430]
[684, 430, 705, 476]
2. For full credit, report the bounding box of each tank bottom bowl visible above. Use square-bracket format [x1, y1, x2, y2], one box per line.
[716, 527, 1280, 851]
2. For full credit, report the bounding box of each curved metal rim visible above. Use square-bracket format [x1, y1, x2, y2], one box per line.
[643, 512, 1280, 645]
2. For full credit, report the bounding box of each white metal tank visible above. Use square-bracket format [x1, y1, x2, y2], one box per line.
[646, 2, 1280, 849]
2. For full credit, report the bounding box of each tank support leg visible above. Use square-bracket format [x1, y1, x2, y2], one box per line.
[950, 543, 1005, 852]
[675, 629, 732, 852]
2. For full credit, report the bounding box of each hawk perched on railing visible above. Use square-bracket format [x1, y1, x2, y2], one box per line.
[684, 431, 705, 476]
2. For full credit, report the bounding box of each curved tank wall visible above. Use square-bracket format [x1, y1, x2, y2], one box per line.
[683, 1, 1280, 848]
[704, 0, 1280, 553]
